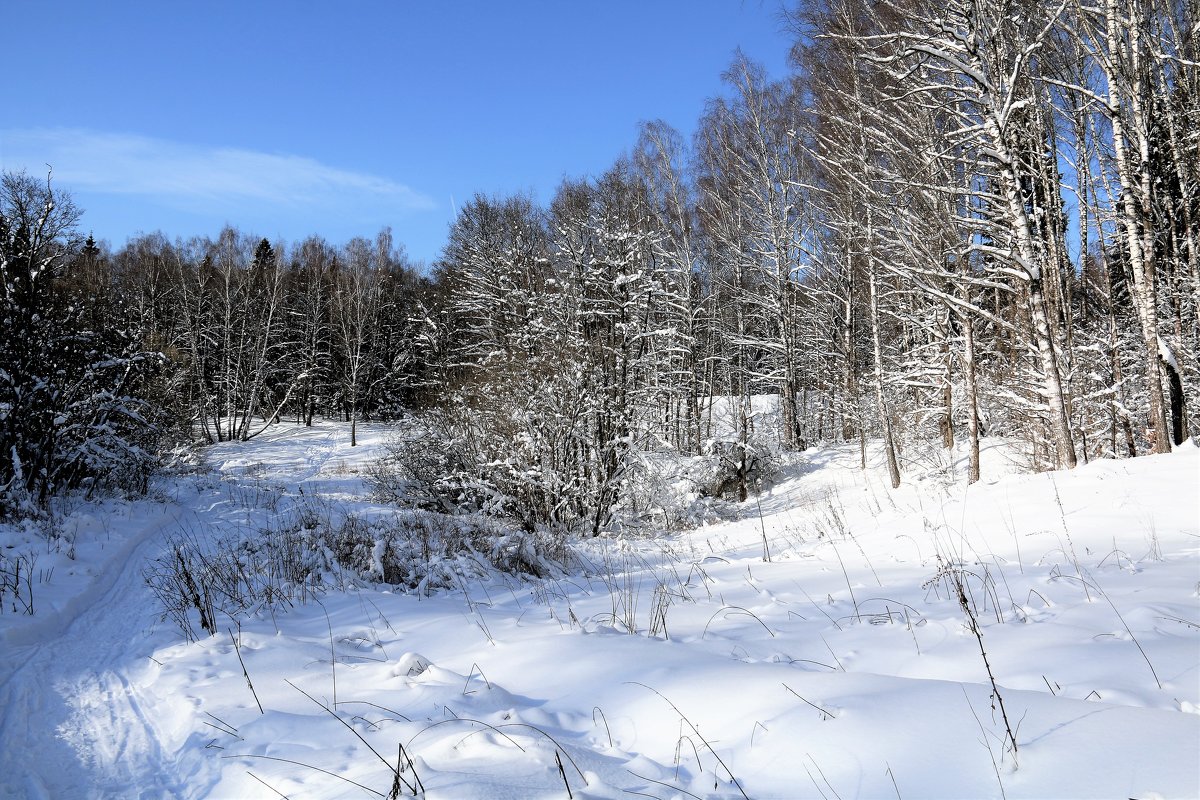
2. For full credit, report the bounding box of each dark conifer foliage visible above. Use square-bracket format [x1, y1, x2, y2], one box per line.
[0, 172, 163, 515]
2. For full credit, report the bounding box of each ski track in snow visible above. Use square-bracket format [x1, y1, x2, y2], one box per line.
[0, 506, 213, 799]
[0, 424, 365, 798]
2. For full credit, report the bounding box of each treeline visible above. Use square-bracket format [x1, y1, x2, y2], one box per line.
[2, 0, 1195, 525]
[0, 179, 432, 515]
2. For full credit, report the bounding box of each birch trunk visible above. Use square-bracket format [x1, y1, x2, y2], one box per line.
[1100, 0, 1171, 453]
[985, 110, 1078, 469]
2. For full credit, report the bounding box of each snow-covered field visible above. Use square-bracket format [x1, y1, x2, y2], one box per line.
[2, 421, 1198, 799]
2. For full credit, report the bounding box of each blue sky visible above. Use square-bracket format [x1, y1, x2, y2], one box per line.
[2, 2, 792, 266]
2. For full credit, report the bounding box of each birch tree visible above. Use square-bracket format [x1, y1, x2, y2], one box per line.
[850, 0, 1080, 470]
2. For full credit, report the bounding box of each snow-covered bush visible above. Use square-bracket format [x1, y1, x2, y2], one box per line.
[146, 505, 567, 639]
[368, 411, 509, 517]
[1, 548, 36, 615]
[324, 512, 556, 588]
[697, 438, 782, 500]
[370, 399, 599, 533]
[597, 437, 786, 535]
[373, 402, 789, 539]
[607, 452, 722, 533]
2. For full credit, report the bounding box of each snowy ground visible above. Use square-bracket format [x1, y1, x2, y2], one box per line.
[2, 421, 1198, 799]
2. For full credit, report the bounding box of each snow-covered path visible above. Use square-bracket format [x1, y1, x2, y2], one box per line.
[0, 502, 215, 799]
[0, 423, 392, 798]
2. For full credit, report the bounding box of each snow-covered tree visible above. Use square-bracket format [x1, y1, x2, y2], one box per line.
[0, 171, 163, 514]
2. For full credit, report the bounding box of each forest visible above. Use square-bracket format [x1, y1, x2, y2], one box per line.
[1, 0, 1196, 524]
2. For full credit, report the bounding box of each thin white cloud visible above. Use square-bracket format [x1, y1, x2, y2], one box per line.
[0, 128, 435, 212]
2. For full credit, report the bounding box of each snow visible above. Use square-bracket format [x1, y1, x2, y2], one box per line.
[2, 420, 1198, 799]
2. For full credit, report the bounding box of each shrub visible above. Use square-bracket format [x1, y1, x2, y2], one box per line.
[146, 505, 567, 639]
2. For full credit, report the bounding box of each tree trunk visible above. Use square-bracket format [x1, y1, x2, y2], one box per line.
[963, 308, 981, 484]
[986, 108, 1077, 470]
[1028, 278, 1078, 469]
[1101, 0, 1171, 454]
[940, 309, 954, 450]
[867, 255, 901, 488]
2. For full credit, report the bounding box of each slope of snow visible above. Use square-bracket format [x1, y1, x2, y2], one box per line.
[2, 421, 1198, 799]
